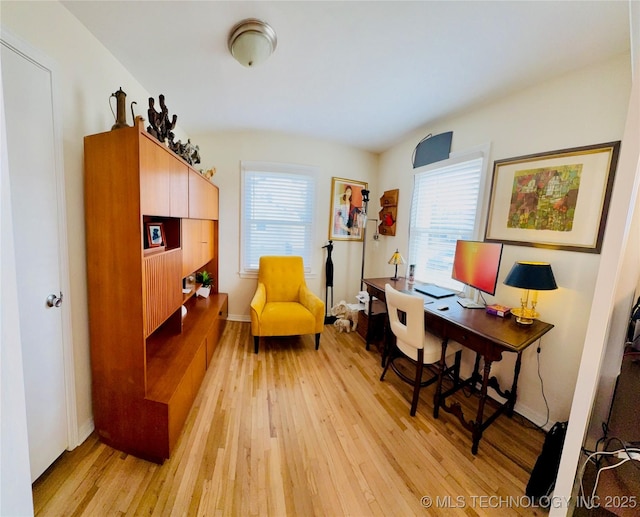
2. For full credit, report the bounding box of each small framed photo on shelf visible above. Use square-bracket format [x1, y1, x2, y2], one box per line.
[146, 222, 166, 248]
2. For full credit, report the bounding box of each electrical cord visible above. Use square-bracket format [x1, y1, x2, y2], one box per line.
[603, 436, 640, 471]
[534, 341, 550, 429]
[581, 445, 598, 457]
[512, 337, 549, 431]
[578, 447, 640, 508]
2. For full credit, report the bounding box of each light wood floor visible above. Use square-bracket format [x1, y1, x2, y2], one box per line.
[33, 321, 549, 516]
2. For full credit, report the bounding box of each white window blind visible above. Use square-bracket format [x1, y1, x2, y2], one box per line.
[408, 156, 483, 290]
[241, 161, 317, 274]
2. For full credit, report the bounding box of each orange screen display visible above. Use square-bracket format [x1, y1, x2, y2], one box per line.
[451, 240, 503, 295]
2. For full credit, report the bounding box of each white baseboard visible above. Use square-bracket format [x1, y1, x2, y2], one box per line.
[513, 401, 555, 432]
[228, 314, 250, 322]
[76, 418, 95, 447]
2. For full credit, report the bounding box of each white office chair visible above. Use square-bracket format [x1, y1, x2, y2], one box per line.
[381, 283, 462, 416]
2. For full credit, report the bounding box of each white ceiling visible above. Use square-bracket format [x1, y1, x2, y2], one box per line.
[61, 1, 631, 153]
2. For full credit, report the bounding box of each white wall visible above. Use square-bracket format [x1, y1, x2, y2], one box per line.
[192, 131, 378, 320]
[377, 54, 632, 427]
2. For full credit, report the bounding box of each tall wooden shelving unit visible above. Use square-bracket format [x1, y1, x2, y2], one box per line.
[84, 118, 227, 462]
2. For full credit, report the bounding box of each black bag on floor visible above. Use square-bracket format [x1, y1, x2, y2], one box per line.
[526, 421, 568, 501]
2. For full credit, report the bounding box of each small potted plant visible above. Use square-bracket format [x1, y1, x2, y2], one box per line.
[196, 270, 213, 298]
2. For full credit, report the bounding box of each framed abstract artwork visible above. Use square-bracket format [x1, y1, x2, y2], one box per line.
[485, 142, 620, 253]
[328, 177, 368, 241]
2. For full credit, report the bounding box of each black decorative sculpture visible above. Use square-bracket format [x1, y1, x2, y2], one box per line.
[146, 94, 177, 148]
[146, 95, 202, 166]
[322, 240, 336, 323]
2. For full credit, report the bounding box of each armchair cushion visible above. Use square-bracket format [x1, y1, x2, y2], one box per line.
[250, 256, 325, 353]
[260, 302, 317, 336]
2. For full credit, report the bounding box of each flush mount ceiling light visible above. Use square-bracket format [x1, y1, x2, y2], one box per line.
[228, 18, 277, 68]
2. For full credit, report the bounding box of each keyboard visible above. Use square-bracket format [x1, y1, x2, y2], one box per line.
[400, 289, 434, 306]
[414, 285, 455, 299]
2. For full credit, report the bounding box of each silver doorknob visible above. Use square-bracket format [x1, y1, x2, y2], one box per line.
[46, 292, 63, 308]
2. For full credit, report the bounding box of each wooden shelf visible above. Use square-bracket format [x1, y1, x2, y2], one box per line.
[146, 293, 227, 403]
[84, 121, 227, 462]
[378, 189, 398, 236]
[380, 190, 399, 206]
[181, 284, 198, 304]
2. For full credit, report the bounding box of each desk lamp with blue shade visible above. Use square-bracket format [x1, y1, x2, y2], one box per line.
[503, 261, 557, 325]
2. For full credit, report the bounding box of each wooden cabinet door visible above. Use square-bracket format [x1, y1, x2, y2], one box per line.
[167, 341, 206, 452]
[140, 135, 188, 217]
[140, 136, 170, 216]
[206, 297, 228, 367]
[181, 218, 199, 277]
[182, 219, 215, 278]
[208, 183, 219, 220]
[143, 249, 183, 337]
[189, 170, 219, 220]
[201, 220, 215, 265]
[170, 166, 188, 218]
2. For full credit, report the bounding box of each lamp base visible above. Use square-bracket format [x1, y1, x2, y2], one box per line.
[390, 276, 400, 281]
[511, 307, 538, 325]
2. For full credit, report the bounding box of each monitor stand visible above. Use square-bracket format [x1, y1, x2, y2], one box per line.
[457, 289, 485, 309]
[457, 298, 484, 309]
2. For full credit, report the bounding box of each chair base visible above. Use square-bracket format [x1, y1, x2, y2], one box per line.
[380, 345, 462, 416]
[253, 333, 321, 354]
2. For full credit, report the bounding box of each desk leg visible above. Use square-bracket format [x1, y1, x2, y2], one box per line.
[365, 299, 373, 351]
[470, 353, 481, 395]
[507, 351, 524, 417]
[472, 360, 493, 455]
[433, 337, 449, 419]
[381, 316, 392, 368]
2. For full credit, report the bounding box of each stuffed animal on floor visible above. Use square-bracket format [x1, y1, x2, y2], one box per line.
[331, 300, 359, 333]
[333, 318, 352, 333]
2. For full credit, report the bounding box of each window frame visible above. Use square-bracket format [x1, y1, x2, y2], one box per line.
[240, 160, 319, 278]
[407, 145, 492, 292]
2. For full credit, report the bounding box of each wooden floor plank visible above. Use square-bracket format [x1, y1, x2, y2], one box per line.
[33, 321, 548, 516]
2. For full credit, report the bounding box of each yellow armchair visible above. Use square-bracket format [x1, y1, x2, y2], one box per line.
[250, 256, 325, 353]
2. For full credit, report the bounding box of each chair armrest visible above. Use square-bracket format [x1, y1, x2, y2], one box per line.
[250, 282, 266, 334]
[299, 285, 325, 332]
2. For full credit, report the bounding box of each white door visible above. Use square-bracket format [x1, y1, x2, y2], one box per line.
[2, 38, 71, 481]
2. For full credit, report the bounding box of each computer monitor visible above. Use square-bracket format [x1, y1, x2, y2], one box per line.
[451, 240, 503, 296]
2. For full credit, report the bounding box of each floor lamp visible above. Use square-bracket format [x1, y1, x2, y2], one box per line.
[359, 190, 379, 290]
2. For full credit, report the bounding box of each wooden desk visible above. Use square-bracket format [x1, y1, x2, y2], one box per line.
[362, 277, 554, 454]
